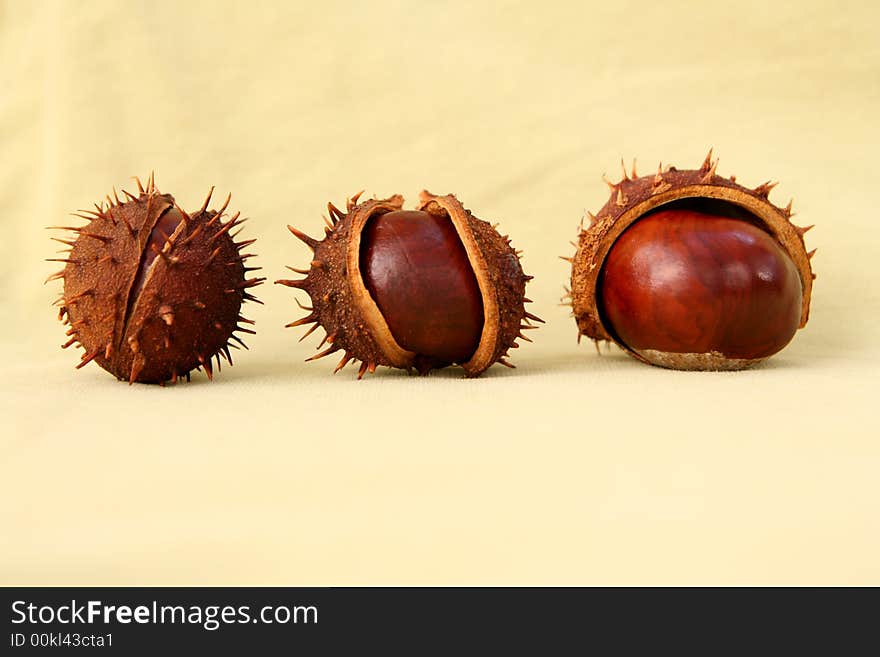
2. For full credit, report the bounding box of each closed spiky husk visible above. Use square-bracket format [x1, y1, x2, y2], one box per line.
[569, 151, 815, 366]
[277, 191, 540, 378]
[49, 175, 264, 384]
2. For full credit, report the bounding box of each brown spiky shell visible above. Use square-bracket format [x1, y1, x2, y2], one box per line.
[277, 191, 540, 378]
[49, 176, 264, 384]
[569, 151, 815, 361]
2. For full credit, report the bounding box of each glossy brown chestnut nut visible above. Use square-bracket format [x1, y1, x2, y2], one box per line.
[277, 191, 540, 378]
[569, 152, 815, 370]
[48, 175, 264, 384]
[361, 210, 484, 367]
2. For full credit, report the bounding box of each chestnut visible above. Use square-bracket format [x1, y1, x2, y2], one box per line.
[48, 175, 264, 384]
[568, 152, 815, 370]
[277, 191, 540, 377]
[361, 209, 484, 366]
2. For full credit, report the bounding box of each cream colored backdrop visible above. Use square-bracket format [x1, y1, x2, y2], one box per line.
[1, 0, 878, 584]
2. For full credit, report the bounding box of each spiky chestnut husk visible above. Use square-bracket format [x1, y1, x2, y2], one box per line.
[568, 151, 815, 370]
[48, 175, 265, 384]
[276, 191, 541, 378]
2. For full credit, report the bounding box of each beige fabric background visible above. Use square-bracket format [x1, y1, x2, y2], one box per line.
[1, 0, 878, 585]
